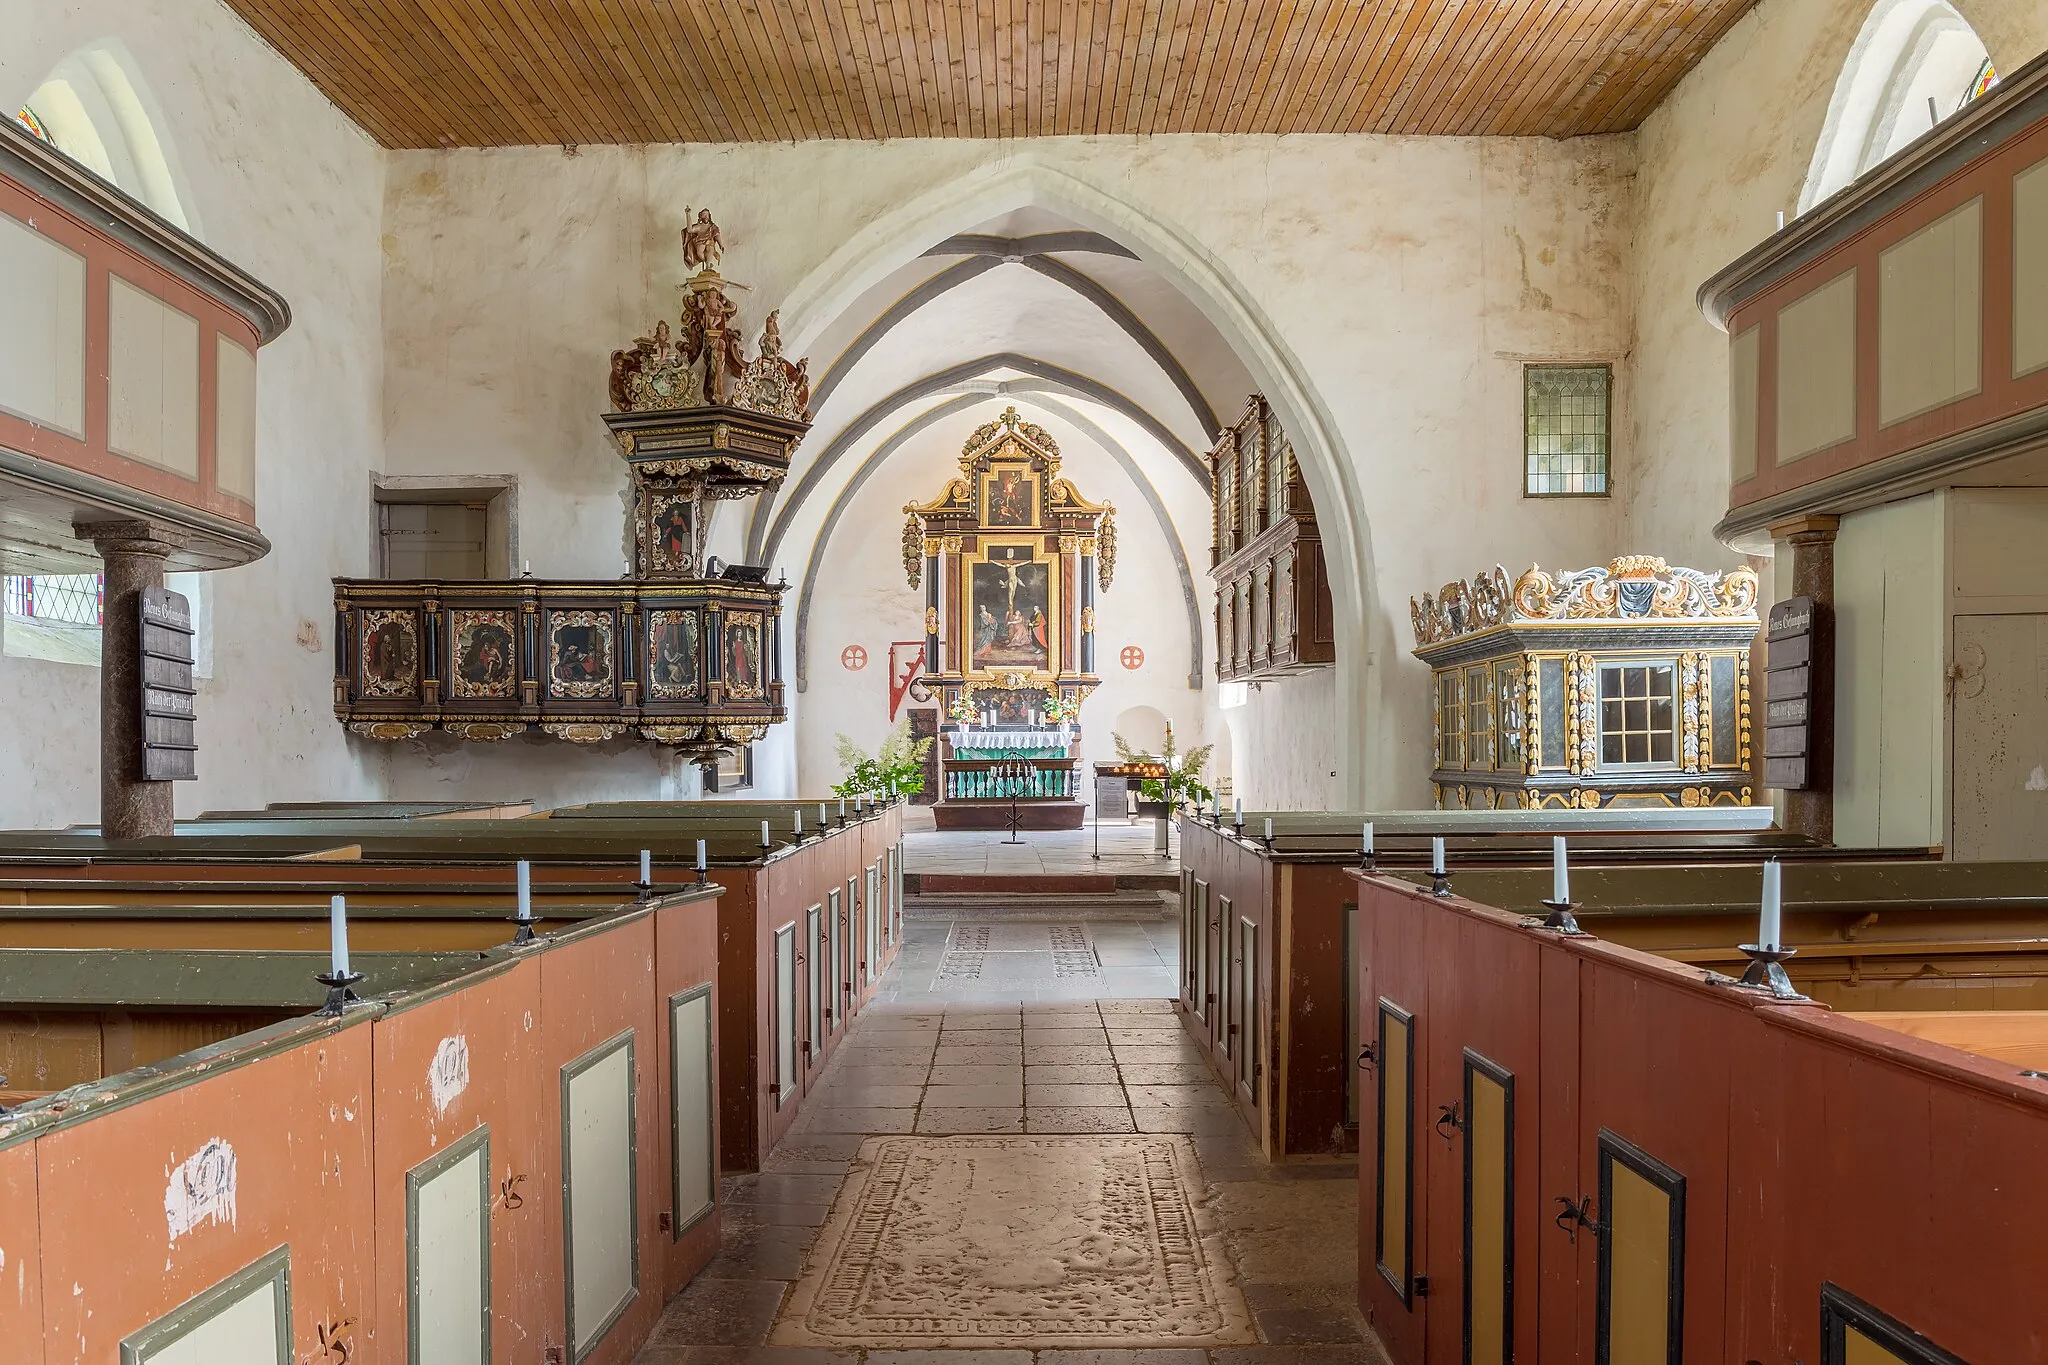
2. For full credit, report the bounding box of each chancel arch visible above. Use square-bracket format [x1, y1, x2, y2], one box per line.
[771, 156, 1377, 803]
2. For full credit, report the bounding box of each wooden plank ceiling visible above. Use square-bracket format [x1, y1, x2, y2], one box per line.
[227, 0, 1759, 149]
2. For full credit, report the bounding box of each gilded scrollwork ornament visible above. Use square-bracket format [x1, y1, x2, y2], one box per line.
[903, 515, 924, 588]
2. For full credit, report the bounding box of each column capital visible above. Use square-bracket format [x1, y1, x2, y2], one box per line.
[1766, 513, 1841, 546]
[75, 517, 188, 560]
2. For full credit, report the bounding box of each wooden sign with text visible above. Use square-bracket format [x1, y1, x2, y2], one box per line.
[1764, 596, 1817, 790]
[141, 587, 198, 781]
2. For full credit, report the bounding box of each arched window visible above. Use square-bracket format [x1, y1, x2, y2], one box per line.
[1800, 0, 1995, 211]
[9, 42, 197, 232]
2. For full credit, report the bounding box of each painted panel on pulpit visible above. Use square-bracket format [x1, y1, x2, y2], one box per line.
[449, 610, 517, 699]
[649, 492, 695, 574]
[646, 609, 702, 700]
[970, 544, 1050, 672]
[360, 609, 420, 699]
[725, 611, 765, 700]
[547, 610, 616, 699]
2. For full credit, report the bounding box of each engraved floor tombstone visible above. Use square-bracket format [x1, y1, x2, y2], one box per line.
[631, 902, 1383, 1364]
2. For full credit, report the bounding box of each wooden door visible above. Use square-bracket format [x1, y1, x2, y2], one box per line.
[1952, 613, 2048, 859]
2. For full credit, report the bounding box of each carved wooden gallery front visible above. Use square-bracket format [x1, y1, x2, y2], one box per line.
[333, 212, 805, 757]
[1210, 395, 1334, 681]
[901, 408, 1114, 828]
[1411, 557, 1759, 809]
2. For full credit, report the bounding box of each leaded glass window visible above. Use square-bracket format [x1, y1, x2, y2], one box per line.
[1599, 662, 1676, 766]
[1525, 364, 1611, 496]
[3, 573, 103, 626]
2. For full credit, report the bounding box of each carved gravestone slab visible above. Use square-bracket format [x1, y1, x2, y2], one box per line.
[773, 1134, 1253, 1349]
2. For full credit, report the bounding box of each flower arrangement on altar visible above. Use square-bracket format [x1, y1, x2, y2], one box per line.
[1043, 693, 1081, 725]
[947, 686, 980, 724]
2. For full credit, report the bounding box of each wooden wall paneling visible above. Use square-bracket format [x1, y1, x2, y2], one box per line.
[1278, 864, 1354, 1155]
[539, 914, 663, 1365]
[1535, 937, 1588, 1365]
[1576, 956, 1730, 1365]
[652, 895, 722, 1299]
[712, 865, 764, 1173]
[1418, 888, 1468, 1365]
[371, 961, 547, 1365]
[32, 1018, 377, 1360]
[0, 1135, 42, 1356]
[1356, 877, 1428, 1364]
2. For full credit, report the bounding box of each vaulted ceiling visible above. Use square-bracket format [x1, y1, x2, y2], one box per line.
[226, 0, 1759, 148]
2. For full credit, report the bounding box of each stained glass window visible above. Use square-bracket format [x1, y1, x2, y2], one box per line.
[3, 573, 105, 627]
[12, 107, 53, 144]
[1962, 58, 1998, 109]
[1525, 364, 1611, 497]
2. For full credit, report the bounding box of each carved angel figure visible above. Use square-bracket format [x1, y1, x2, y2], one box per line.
[682, 208, 723, 273]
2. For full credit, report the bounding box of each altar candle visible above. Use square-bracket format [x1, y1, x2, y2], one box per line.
[1264, 817, 1274, 841]
[1362, 821, 1374, 856]
[329, 894, 351, 976]
[695, 839, 706, 872]
[1551, 836, 1569, 904]
[1431, 837, 1447, 875]
[516, 860, 532, 921]
[639, 849, 652, 885]
[760, 820, 771, 848]
[1759, 860, 1783, 950]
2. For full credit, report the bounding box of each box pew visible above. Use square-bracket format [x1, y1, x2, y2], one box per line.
[1348, 867, 2048, 1365]
[1423, 861, 2048, 1009]
[0, 800, 906, 1170]
[195, 798, 538, 819]
[1174, 810, 1935, 1161]
[0, 888, 721, 1365]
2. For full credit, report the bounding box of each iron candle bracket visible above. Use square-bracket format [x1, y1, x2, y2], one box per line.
[315, 970, 366, 1017]
[1431, 869, 1453, 896]
[1541, 897, 1590, 936]
[1358, 849, 1379, 873]
[1736, 944, 1808, 1000]
[1357, 1043, 1377, 1071]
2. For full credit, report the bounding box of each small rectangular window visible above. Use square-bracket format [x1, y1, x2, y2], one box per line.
[1438, 671, 1465, 769]
[1598, 662, 1676, 767]
[1525, 364, 1611, 497]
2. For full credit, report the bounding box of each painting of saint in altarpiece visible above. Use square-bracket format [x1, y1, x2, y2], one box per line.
[971, 545, 1050, 671]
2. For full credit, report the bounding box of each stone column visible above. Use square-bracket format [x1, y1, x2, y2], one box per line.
[1770, 514, 1839, 846]
[77, 518, 188, 840]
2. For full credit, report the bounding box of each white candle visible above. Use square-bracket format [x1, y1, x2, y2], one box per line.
[1431, 836, 1447, 875]
[695, 839, 706, 872]
[329, 894, 351, 975]
[1760, 860, 1783, 950]
[1234, 798, 1244, 825]
[795, 810, 804, 835]
[839, 799, 847, 819]
[516, 860, 531, 921]
[1362, 821, 1375, 855]
[819, 802, 828, 827]
[639, 848, 652, 884]
[760, 819, 771, 847]
[1552, 836, 1569, 904]
[1213, 792, 1222, 820]
[1264, 817, 1274, 840]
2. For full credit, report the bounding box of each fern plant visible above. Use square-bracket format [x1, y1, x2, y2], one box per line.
[832, 719, 934, 799]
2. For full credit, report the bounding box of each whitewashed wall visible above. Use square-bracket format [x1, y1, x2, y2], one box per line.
[380, 135, 1638, 807]
[0, 0, 387, 827]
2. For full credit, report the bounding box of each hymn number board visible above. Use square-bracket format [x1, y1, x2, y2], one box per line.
[1763, 596, 1818, 791]
[141, 586, 198, 781]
